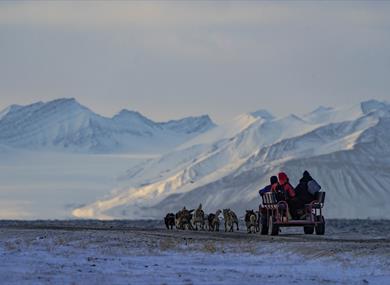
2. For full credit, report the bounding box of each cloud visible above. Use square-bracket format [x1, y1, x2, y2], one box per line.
[1, 1, 388, 61]
[0, 2, 295, 60]
[0, 2, 294, 29]
[0, 1, 388, 30]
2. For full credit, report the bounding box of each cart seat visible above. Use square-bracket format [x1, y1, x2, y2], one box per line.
[311, 191, 326, 209]
[261, 192, 278, 209]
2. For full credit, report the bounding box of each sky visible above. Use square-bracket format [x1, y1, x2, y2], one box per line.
[0, 1, 389, 123]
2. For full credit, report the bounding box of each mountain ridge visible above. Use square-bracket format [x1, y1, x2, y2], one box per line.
[0, 98, 216, 153]
[71, 99, 390, 219]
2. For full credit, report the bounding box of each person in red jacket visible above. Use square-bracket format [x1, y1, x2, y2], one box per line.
[275, 172, 301, 219]
[277, 172, 296, 199]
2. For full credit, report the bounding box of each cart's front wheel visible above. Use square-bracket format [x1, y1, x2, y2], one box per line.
[260, 213, 268, 235]
[269, 215, 279, 236]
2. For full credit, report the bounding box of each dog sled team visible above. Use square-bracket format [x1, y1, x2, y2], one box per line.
[165, 206, 241, 232]
[164, 170, 321, 234]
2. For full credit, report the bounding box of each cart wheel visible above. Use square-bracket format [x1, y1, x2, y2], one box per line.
[260, 214, 268, 235]
[269, 215, 279, 236]
[303, 226, 314, 234]
[315, 216, 325, 235]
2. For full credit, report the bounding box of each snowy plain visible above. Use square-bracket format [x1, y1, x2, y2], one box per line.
[0, 220, 389, 285]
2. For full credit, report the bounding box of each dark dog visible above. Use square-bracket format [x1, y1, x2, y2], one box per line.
[164, 213, 175, 230]
[207, 209, 221, 232]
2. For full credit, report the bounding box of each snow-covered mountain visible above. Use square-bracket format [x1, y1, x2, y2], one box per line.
[0, 98, 215, 153]
[73, 99, 390, 220]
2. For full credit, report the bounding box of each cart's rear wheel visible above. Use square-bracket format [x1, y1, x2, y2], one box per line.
[315, 215, 325, 235]
[304, 226, 314, 234]
[269, 215, 279, 236]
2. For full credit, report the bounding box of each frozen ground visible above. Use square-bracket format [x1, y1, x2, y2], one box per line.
[0, 220, 389, 285]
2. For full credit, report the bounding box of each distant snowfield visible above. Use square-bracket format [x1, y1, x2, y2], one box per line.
[0, 149, 151, 219]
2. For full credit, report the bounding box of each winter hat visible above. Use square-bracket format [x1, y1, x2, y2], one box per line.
[303, 170, 310, 178]
[270, 176, 278, 185]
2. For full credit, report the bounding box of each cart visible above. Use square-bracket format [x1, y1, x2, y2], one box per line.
[259, 191, 326, 235]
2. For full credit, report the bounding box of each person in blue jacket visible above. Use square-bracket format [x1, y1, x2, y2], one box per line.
[259, 176, 278, 196]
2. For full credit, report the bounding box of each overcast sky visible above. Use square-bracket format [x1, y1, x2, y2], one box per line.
[0, 1, 389, 123]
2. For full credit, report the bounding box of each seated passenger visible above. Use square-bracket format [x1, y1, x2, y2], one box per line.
[295, 170, 322, 207]
[276, 172, 296, 199]
[276, 172, 300, 219]
[259, 176, 279, 224]
[258, 176, 278, 196]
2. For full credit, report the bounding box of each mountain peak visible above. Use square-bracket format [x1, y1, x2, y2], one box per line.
[113, 109, 157, 129]
[47, 97, 82, 107]
[0, 104, 23, 120]
[59, 97, 76, 103]
[360, 99, 389, 114]
[116, 109, 147, 118]
[161, 114, 216, 134]
[249, 109, 274, 120]
[283, 114, 305, 121]
[311, 106, 333, 113]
